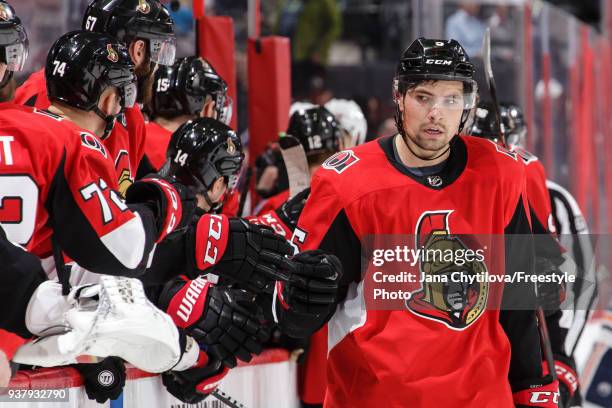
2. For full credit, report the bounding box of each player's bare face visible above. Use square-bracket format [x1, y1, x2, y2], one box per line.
[400, 81, 464, 155]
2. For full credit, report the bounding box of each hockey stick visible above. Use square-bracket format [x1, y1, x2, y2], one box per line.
[212, 389, 247, 408]
[482, 29, 556, 380]
[278, 134, 310, 199]
[482, 28, 506, 147]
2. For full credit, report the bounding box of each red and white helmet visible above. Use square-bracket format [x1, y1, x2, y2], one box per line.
[325, 98, 367, 147]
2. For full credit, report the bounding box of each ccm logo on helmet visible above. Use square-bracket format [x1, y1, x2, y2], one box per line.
[322, 150, 359, 174]
[425, 59, 452, 65]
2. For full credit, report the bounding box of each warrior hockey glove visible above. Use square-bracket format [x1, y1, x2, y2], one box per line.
[159, 275, 270, 368]
[512, 374, 560, 408]
[74, 357, 126, 403]
[554, 354, 581, 408]
[125, 176, 196, 242]
[273, 250, 343, 338]
[188, 214, 294, 292]
[162, 354, 229, 404]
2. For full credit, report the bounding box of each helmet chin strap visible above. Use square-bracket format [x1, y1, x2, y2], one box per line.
[92, 106, 118, 140]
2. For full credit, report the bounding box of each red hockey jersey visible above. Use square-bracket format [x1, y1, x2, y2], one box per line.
[0, 103, 158, 277]
[13, 69, 147, 196]
[295, 135, 546, 408]
[512, 146, 555, 234]
[144, 120, 172, 171]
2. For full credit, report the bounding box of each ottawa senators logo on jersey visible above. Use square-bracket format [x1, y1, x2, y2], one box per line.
[106, 44, 119, 63]
[114, 150, 133, 197]
[406, 210, 488, 330]
[322, 150, 359, 174]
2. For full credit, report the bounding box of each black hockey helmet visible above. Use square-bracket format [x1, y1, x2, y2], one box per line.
[470, 101, 525, 146]
[286, 106, 341, 158]
[161, 117, 244, 196]
[152, 56, 228, 120]
[0, 1, 28, 88]
[394, 38, 477, 133]
[501, 103, 526, 148]
[82, 0, 176, 66]
[46, 31, 136, 113]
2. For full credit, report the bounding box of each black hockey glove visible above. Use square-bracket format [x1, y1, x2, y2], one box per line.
[187, 214, 294, 292]
[555, 354, 581, 408]
[275, 188, 310, 232]
[274, 250, 343, 338]
[162, 356, 228, 404]
[535, 256, 565, 312]
[73, 357, 126, 403]
[159, 275, 270, 368]
[125, 175, 196, 241]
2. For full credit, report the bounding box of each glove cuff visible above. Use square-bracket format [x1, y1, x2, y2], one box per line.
[554, 358, 578, 397]
[164, 276, 212, 329]
[194, 364, 229, 395]
[247, 211, 292, 239]
[513, 376, 559, 407]
[194, 214, 230, 271]
[126, 178, 182, 243]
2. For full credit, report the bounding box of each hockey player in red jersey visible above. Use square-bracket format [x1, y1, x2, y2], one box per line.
[471, 102, 579, 408]
[254, 106, 341, 230]
[13, 0, 176, 194]
[146, 57, 229, 170]
[0, 30, 188, 278]
[275, 38, 559, 407]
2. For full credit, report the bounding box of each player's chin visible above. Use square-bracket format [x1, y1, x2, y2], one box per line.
[416, 135, 450, 151]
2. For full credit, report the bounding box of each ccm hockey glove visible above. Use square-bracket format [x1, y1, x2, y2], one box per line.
[512, 374, 560, 408]
[554, 354, 581, 408]
[125, 176, 196, 242]
[274, 250, 343, 338]
[159, 275, 269, 368]
[249, 188, 311, 239]
[187, 214, 294, 291]
[162, 353, 228, 405]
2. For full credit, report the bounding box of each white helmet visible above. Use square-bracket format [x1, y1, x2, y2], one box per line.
[289, 101, 315, 117]
[325, 98, 367, 147]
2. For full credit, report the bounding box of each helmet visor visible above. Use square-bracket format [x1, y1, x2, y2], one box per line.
[394, 78, 478, 112]
[0, 26, 28, 71]
[150, 36, 176, 66]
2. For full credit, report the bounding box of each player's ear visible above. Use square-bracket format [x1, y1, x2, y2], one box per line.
[129, 39, 147, 68]
[211, 176, 227, 199]
[98, 87, 120, 116]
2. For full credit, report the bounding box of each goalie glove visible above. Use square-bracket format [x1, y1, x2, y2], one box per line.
[273, 250, 343, 338]
[74, 357, 126, 403]
[187, 214, 294, 292]
[125, 176, 196, 242]
[159, 275, 270, 368]
[162, 353, 229, 404]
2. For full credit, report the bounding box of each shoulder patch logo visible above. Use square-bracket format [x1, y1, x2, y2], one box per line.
[322, 150, 359, 174]
[80, 132, 108, 158]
